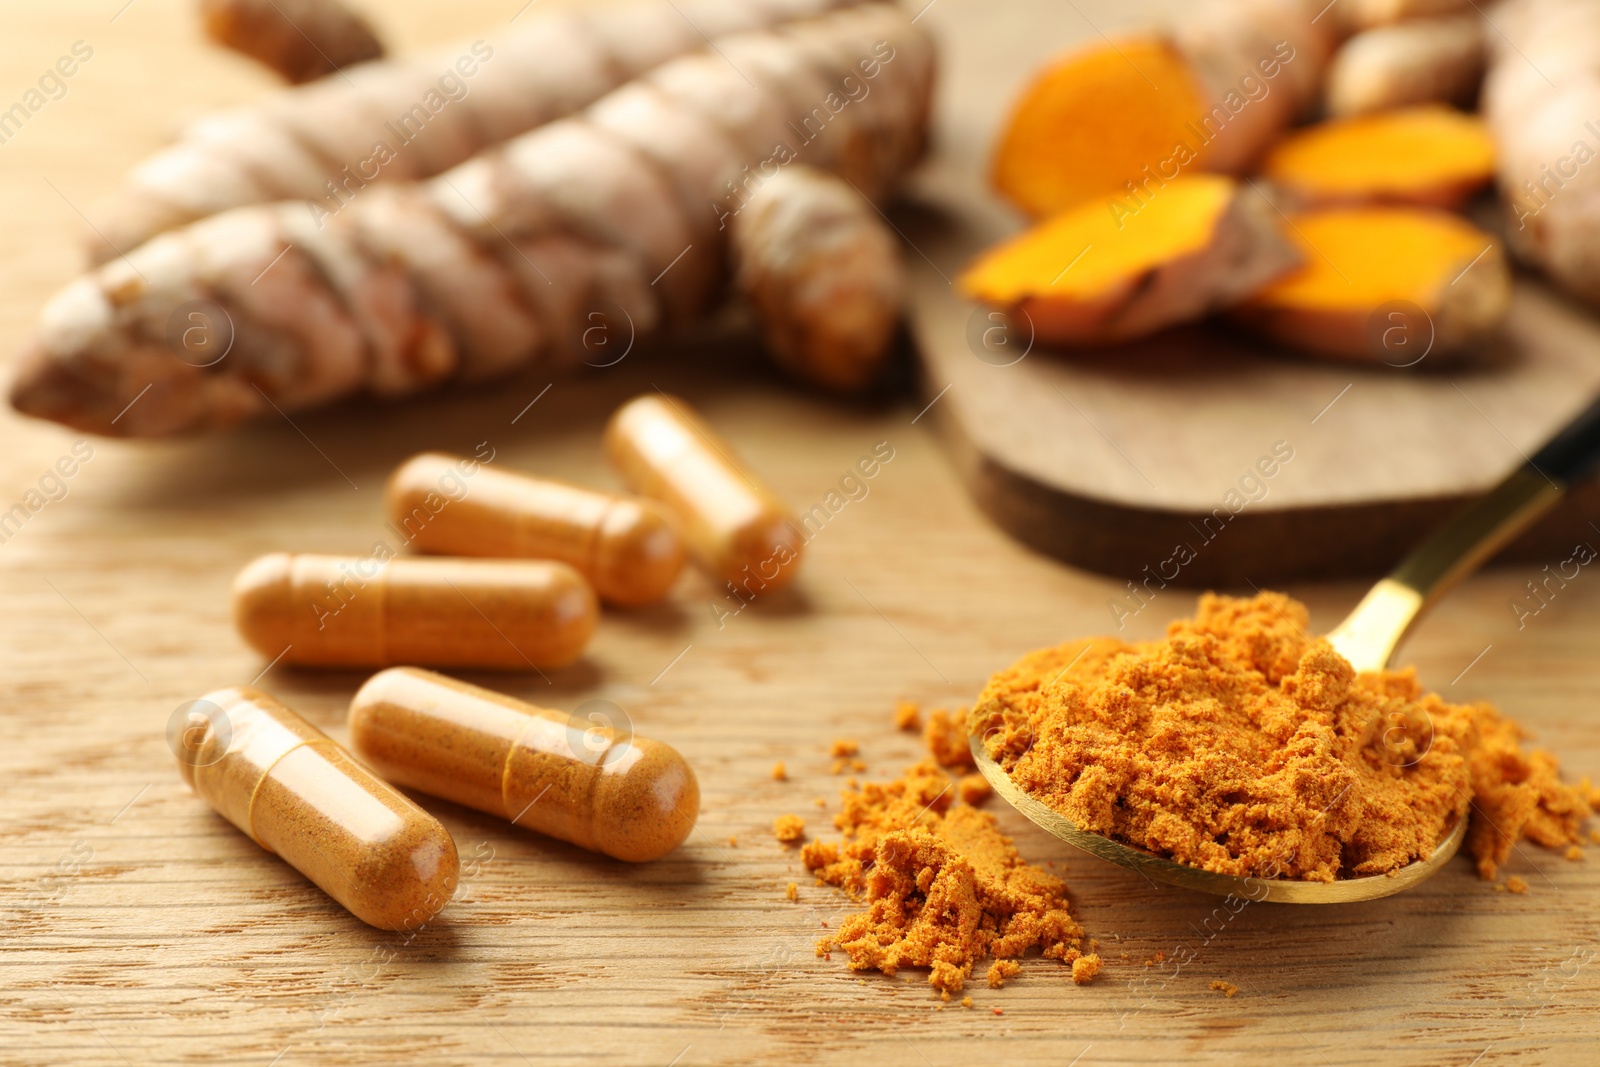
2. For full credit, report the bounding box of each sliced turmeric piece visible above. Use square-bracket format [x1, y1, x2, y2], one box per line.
[1233, 207, 1509, 362]
[990, 0, 1334, 218]
[1262, 106, 1495, 209]
[959, 175, 1299, 347]
[991, 39, 1214, 219]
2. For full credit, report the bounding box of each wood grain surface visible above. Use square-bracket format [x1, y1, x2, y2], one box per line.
[902, 0, 1600, 584]
[2, 3, 1597, 1066]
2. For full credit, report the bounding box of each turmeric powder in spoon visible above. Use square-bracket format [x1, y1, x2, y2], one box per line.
[973, 591, 1593, 883]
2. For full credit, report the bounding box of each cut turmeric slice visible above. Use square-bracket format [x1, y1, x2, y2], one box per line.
[1262, 106, 1495, 208]
[991, 38, 1215, 220]
[1232, 207, 1509, 362]
[959, 175, 1299, 347]
[990, 0, 1335, 219]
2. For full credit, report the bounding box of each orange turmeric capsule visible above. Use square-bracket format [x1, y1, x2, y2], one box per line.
[232, 553, 596, 669]
[174, 687, 459, 930]
[604, 394, 803, 593]
[384, 452, 685, 607]
[348, 667, 699, 862]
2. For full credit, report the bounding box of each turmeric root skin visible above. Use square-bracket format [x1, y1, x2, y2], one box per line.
[92, 0, 866, 264]
[1324, 16, 1485, 117]
[1338, 0, 1475, 31]
[199, 0, 384, 85]
[732, 166, 906, 393]
[1484, 0, 1600, 305]
[12, 5, 934, 437]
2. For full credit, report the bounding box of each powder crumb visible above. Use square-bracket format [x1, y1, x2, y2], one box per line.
[1566, 845, 1584, 861]
[814, 797, 827, 808]
[831, 759, 847, 775]
[972, 592, 1595, 883]
[896, 701, 922, 732]
[1210, 980, 1239, 998]
[786, 883, 799, 902]
[924, 707, 974, 770]
[1506, 875, 1529, 894]
[987, 960, 1021, 989]
[993, 1007, 1004, 1016]
[728, 836, 738, 847]
[830, 739, 860, 758]
[808, 758, 1086, 995]
[845, 778, 859, 790]
[772, 762, 787, 782]
[774, 814, 806, 845]
[1071, 954, 1102, 985]
[852, 759, 867, 773]
[958, 773, 993, 805]
[961, 996, 973, 1008]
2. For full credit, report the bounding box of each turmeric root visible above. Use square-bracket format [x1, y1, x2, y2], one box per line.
[1338, 0, 1475, 31]
[958, 175, 1299, 347]
[11, 4, 934, 437]
[199, 0, 384, 84]
[990, 0, 1334, 219]
[1324, 16, 1485, 116]
[90, 0, 863, 263]
[1262, 105, 1496, 208]
[1232, 207, 1509, 362]
[731, 165, 905, 392]
[1484, 0, 1600, 304]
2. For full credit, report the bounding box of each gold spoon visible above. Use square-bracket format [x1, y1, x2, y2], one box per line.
[969, 396, 1600, 903]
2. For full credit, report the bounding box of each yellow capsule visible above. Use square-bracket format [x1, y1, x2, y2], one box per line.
[385, 452, 685, 607]
[232, 552, 596, 669]
[349, 667, 699, 862]
[175, 687, 459, 930]
[604, 393, 803, 593]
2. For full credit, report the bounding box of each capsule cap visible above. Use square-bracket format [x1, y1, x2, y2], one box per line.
[594, 498, 685, 606]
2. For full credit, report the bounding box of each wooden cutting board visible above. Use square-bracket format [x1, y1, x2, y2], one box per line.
[903, 0, 1600, 585]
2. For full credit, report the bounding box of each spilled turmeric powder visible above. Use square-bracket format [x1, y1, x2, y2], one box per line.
[973, 592, 1593, 882]
[923, 707, 973, 770]
[805, 749, 1088, 995]
[805, 760, 1087, 994]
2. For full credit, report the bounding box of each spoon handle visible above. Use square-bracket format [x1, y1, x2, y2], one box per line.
[1328, 393, 1600, 673]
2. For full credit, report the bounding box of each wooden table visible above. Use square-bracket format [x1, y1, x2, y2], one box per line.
[3, 3, 1597, 1065]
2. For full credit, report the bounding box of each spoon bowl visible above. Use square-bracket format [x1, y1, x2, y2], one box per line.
[967, 725, 1466, 903]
